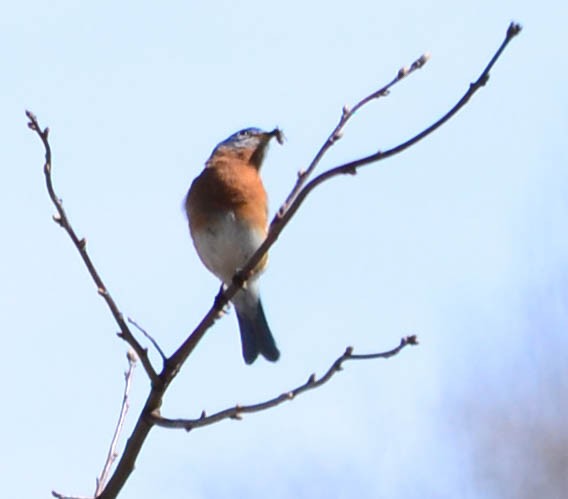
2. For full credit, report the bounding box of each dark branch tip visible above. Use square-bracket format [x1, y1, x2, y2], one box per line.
[344, 346, 354, 356]
[307, 373, 316, 384]
[418, 52, 431, 67]
[507, 22, 522, 38]
[404, 335, 419, 346]
[200, 410, 206, 419]
[410, 52, 431, 72]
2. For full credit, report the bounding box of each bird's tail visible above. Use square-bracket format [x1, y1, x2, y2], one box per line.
[234, 292, 280, 364]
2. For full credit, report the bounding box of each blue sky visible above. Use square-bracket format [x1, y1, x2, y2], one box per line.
[2, 1, 567, 498]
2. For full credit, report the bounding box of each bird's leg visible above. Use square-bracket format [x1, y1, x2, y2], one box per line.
[213, 284, 232, 316]
[232, 268, 250, 290]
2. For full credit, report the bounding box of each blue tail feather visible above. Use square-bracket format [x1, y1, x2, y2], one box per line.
[236, 298, 280, 364]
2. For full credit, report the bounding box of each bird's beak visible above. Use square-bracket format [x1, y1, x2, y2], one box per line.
[250, 129, 284, 169]
[267, 128, 285, 145]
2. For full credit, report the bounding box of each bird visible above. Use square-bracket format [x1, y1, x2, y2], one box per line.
[185, 127, 283, 364]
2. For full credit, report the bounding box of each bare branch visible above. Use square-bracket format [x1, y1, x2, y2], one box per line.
[166, 23, 521, 376]
[30, 22, 521, 499]
[51, 350, 138, 499]
[51, 353, 137, 499]
[95, 351, 137, 495]
[52, 492, 92, 499]
[153, 336, 418, 431]
[25, 111, 159, 385]
[127, 317, 167, 363]
[278, 51, 431, 217]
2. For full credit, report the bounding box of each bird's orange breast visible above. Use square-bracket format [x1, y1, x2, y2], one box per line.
[185, 156, 269, 280]
[186, 157, 268, 232]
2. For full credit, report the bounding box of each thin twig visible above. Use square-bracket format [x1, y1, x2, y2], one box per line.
[51, 352, 137, 499]
[153, 336, 418, 431]
[127, 317, 167, 363]
[52, 493, 92, 499]
[25, 111, 159, 386]
[268, 24, 524, 235]
[95, 351, 137, 495]
[277, 52, 430, 219]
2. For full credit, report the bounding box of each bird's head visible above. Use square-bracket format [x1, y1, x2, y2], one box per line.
[211, 127, 284, 169]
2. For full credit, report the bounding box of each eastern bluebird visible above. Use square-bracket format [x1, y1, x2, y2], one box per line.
[185, 127, 282, 364]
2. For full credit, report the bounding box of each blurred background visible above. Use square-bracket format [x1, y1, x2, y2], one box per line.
[1, 1, 567, 497]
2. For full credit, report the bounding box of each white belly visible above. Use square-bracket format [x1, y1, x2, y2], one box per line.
[192, 211, 266, 284]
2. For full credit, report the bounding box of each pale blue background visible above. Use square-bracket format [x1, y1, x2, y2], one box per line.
[2, 1, 567, 498]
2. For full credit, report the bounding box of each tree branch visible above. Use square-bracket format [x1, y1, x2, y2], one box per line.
[95, 351, 137, 495]
[127, 317, 167, 363]
[152, 336, 417, 431]
[166, 22, 522, 375]
[52, 352, 137, 499]
[25, 111, 160, 385]
[52, 493, 92, 499]
[29, 21, 521, 499]
[278, 52, 431, 215]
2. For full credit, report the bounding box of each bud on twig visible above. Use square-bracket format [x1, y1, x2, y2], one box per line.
[398, 66, 409, 79]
